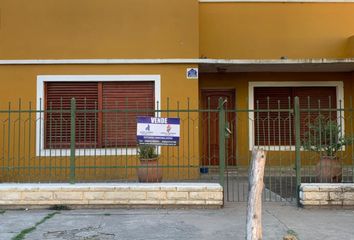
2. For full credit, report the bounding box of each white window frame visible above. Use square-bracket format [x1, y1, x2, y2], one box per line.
[248, 81, 344, 151]
[36, 75, 161, 156]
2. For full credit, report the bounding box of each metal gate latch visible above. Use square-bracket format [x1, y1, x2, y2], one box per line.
[225, 121, 232, 138]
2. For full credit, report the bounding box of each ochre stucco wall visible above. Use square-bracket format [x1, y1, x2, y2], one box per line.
[0, 64, 198, 106]
[349, 36, 354, 57]
[200, 72, 354, 166]
[200, 3, 354, 59]
[0, 64, 199, 182]
[0, 0, 199, 59]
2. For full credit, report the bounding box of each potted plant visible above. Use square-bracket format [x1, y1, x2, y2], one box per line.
[137, 145, 162, 183]
[302, 116, 352, 183]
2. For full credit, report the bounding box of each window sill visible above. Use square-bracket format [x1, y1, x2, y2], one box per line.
[37, 148, 138, 157]
[251, 146, 296, 151]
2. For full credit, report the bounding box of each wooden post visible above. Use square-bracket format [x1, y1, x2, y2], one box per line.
[246, 149, 267, 240]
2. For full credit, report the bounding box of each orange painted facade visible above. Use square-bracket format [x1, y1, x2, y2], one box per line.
[0, 1, 354, 181]
[0, 0, 199, 59]
[200, 2, 354, 59]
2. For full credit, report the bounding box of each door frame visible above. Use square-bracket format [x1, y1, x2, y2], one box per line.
[200, 88, 237, 166]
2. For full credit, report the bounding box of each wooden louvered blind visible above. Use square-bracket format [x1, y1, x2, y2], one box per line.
[254, 87, 336, 146]
[295, 87, 337, 142]
[45, 82, 98, 148]
[102, 82, 155, 147]
[45, 81, 154, 149]
[254, 87, 293, 146]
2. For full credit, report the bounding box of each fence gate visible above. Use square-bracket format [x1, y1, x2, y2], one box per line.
[211, 96, 354, 203]
[201, 97, 300, 203]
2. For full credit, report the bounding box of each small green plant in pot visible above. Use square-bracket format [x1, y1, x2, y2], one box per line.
[137, 145, 162, 183]
[302, 115, 353, 183]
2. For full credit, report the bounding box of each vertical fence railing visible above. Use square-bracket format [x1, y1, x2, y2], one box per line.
[1, 95, 353, 202]
[70, 98, 76, 184]
[294, 97, 302, 206]
[218, 98, 226, 188]
[6, 98, 216, 184]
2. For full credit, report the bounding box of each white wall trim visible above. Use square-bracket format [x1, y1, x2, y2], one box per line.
[199, 0, 354, 3]
[0, 58, 353, 65]
[248, 81, 345, 151]
[0, 59, 201, 65]
[36, 75, 161, 157]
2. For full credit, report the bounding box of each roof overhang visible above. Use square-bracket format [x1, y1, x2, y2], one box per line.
[0, 58, 353, 72]
[199, 58, 354, 73]
[199, 0, 354, 2]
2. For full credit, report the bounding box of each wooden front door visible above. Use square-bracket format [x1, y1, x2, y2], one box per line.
[201, 89, 236, 166]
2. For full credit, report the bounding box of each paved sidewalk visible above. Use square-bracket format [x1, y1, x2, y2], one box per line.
[1, 203, 354, 240]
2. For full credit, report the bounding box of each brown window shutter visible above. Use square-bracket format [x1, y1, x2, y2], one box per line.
[102, 81, 155, 147]
[254, 87, 293, 146]
[45, 82, 98, 148]
[254, 86, 337, 146]
[294, 87, 337, 140]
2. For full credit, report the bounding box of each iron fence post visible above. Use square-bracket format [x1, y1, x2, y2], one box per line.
[294, 96, 302, 206]
[218, 98, 226, 188]
[70, 98, 76, 184]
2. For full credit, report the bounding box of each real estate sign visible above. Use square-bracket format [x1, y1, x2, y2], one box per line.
[137, 117, 180, 146]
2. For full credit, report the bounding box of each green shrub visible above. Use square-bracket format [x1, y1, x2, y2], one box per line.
[138, 145, 158, 159]
[302, 115, 353, 157]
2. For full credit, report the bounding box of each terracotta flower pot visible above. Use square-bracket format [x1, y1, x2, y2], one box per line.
[137, 158, 162, 183]
[315, 156, 342, 183]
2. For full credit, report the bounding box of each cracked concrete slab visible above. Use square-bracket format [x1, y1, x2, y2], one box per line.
[2, 203, 354, 240]
[0, 210, 54, 240]
[23, 206, 285, 240]
[266, 205, 354, 240]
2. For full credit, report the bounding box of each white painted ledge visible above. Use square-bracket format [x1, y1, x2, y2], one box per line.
[300, 183, 354, 207]
[0, 182, 222, 190]
[0, 59, 200, 65]
[199, 0, 354, 3]
[0, 58, 353, 65]
[0, 183, 223, 208]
